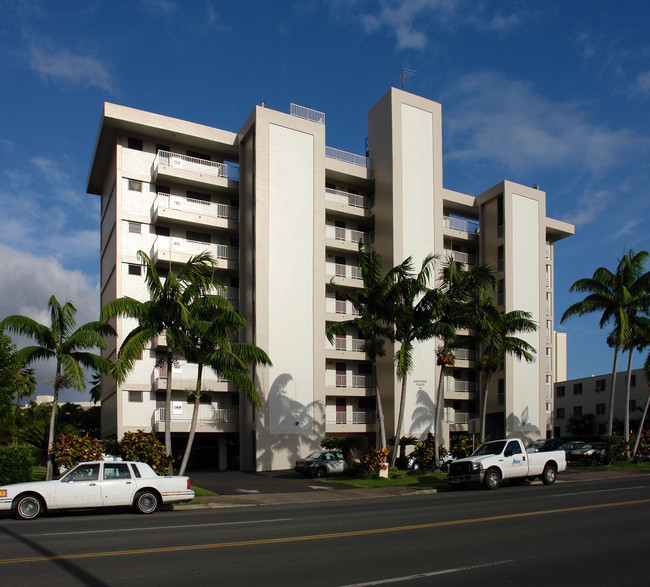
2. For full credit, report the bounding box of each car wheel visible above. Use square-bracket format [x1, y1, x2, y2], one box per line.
[440, 462, 450, 473]
[314, 467, 327, 478]
[134, 490, 159, 514]
[14, 494, 43, 520]
[541, 464, 557, 485]
[484, 468, 501, 490]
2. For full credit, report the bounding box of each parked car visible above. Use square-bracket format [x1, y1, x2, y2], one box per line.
[0, 461, 194, 520]
[407, 452, 455, 472]
[526, 438, 564, 453]
[558, 441, 585, 454]
[294, 451, 346, 477]
[568, 442, 607, 461]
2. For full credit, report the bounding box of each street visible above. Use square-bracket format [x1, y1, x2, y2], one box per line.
[1, 474, 649, 586]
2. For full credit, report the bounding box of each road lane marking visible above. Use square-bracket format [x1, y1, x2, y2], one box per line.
[2, 498, 649, 565]
[550, 486, 647, 497]
[338, 560, 513, 586]
[25, 518, 294, 538]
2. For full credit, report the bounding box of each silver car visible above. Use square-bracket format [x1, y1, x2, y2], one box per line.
[294, 451, 346, 477]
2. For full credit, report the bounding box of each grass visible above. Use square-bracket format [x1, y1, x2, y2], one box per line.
[179, 485, 219, 505]
[323, 469, 450, 490]
[588, 459, 650, 471]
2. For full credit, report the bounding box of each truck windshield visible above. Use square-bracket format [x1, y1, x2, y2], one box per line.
[472, 441, 507, 456]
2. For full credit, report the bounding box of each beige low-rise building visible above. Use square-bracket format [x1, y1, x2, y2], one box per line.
[87, 88, 574, 471]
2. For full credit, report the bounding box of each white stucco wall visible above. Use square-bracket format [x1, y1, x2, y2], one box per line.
[510, 193, 540, 434]
[267, 124, 315, 435]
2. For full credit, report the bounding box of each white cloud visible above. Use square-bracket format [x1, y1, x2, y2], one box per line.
[442, 71, 646, 176]
[633, 71, 650, 99]
[563, 188, 611, 228]
[29, 43, 114, 92]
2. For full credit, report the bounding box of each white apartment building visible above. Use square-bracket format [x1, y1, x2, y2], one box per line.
[87, 88, 574, 471]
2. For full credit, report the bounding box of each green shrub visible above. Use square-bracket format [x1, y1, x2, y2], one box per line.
[117, 430, 172, 474]
[450, 434, 474, 458]
[0, 445, 36, 485]
[357, 448, 390, 478]
[411, 432, 446, 470]
[50, 434, 104, 471]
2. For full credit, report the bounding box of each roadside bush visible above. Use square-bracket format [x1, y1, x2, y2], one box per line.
[0, 445, 36, 485]
[598, 434, 626, 464]
[117, 430, 172, 474]
[50, 434, 104, 472]
[450, 434, 474, 458]
[357, 448, 390, 478]
[411, 432, 446, 470]
[630, 429, 650, 460]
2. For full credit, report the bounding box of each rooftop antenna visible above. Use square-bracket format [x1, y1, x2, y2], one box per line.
[401, 67, 417, 89]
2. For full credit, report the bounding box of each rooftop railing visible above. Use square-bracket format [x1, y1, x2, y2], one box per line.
[290, 103, 325, 124]
[325, 146, 371, 168]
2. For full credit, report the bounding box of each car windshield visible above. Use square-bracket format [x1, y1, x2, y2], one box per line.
[472, 441, 507, 456]
[305, 452, 324, 459]
[529, 440, 546, 448]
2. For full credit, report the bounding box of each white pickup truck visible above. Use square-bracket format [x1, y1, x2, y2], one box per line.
[447, 438, 566, 490]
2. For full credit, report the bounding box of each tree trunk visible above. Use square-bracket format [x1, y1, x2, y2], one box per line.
[624, 347, 634, 447]
[632, 387, 650, 459]
[165, 351, 174, 473]
[373, 361, 387, 450]
[433, 365, 445, 468]
[480, 377, 489, 443]
[45, 368, 61, 481]
[179, 363, 203, 476]
[607, 346, 620, 435]
[389, 376, 408, 468]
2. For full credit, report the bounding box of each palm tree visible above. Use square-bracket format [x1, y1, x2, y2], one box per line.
[387, 254, 456, 469]
[1, 296, 115, 479]
[326, 240, 396, 450]
[473, 293, 537, 442]
[561, 249, 650, 435]
[432, 259, 496, 466]
[177, 295, 271, 476]
[101, 250, 219, 465]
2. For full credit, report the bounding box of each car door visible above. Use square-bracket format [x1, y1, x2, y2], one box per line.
[101, 463, 137, 506]
[55, 463, 103, 507]
[500, 440, 528, 478]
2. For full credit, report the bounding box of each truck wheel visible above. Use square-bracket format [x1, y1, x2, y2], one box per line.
[14, 494, 43, 520]
[134, 490, 159, 514]
[484, 468, 501, 490]
[541, 464, 557, 485]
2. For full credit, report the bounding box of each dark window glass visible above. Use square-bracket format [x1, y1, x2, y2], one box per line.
[128, 137, 143, 151]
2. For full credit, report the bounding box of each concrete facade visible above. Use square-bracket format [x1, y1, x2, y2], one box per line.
[87, 88, 574, 471]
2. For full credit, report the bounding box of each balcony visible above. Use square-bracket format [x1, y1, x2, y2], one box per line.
[152, 365, 231, 392]
[151, 236, 238, 269]
[152, 151, 238, 191]
[325, 372, 373, 390]
[443, 250, 476, 265]
[325, 297, 360, 317]
[152, 193, 238, 230]
[327, 337, 366, 353]
[325, 225, 374, 250]
[443, 216, 479, 235]
[327, 411, 376, 425]
[444, 411, 475, 424]
[326, 262, 363, 285]
[325, 187, 372, 215]
[325, 146, 370, 169]
[153, 405, 238, 433]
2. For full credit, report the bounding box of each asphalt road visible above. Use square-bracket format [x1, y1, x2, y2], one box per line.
[1, 473, 650, 586]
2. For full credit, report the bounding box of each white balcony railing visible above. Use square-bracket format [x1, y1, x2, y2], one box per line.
[154, 193, 238, 221]
[153, 365, 229, 385]
[325, 298, 360, 316]
[326, 262, 363, 281]
[325, 146, 371, 168]
[451, 348, 476, 361]
[152, 236, 238, 262]
[327, 411, 376, 425]
[329, 337, 366, 353]
[444, 380, 477, 393]
[325, 225, 374, 245]
[290, 103, 325, 124]
[444, 411, 474, 424]
[443, 216, 480, 235]
[443, 250, 476, 265]
[325, 187, 371, 210]
[154, 406, 238, 425]
[153, 151, 239, 181]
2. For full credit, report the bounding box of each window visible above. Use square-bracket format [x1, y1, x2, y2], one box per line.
[187, 190, 211, 202]
[505, 440, 522, 455]
[156, 184, 170, 194]
[556, 407, 565, 419]
[104, 463, 132, 480]
[186, 230, 210, 243]
[128, 264, 141, 276]
[573, 383, 583, 395]
[127, 137, 143, 151]
[497, 279, 504, 305]
[497, 378, 504, 406]
[187, 150, 210, 160]
[156, 144, 170, 154]
[128, 221, 141, 234]
[128, 180, 142, 192]
[497, 245, 504, 272]
[596, 403, 606, 415]
[556, 385, 565, 397]
[130, 464, 142, 478]
[358, 397, 376, 410]
[573, 405, 583, 417]
[595, 379, 606, 392]
[630, 399, 637, 411]
[155, 226, 170, 237]
[631, 374, 637, 387]
[128, 391, 142, 402]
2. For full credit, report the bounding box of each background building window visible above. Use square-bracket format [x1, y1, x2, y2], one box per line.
[595, 379, 606, 391]
[573, 405, 583, 417]
[128, 391, 143, 402]
[596, 403, 606, 415]
[556, 385, 565, 397]
[128, 264, 141, 276]
[127, 137, 143, 150]
[556, 407, 565, 419]
[128, 221, 141, 234]
[573, 383, 583, 395]
[128, 180, 142, 191]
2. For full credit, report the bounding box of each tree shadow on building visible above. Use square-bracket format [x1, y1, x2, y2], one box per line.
[409, 387, 434, 438]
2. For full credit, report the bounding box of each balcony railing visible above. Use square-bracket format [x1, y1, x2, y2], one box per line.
[154, 406, 238, 425]
[444, 411, 475, 424]
[330, 373, 373, 388]
[325, 187, 371, 210]
[153, 365, 229, 385]
[290, 103, 325, 124]
[451, 348, 476, 361]
[153, 151, 239, 181]
[327, 411, 376, 425]
[154, 193, 238, 221]
[330, 337, 365, 352]
[325, 298, 360, 316]
[443, 250, 476, 265]
[152, 236, 238, 262]
[443, 216, 480, 235]
[444, 380, 477, 393]
[325, 225, 374, 245]
[326, 262, 363, 281]
[325, 146, 371, 168]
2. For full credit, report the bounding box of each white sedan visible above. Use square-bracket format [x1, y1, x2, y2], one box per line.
[0, 461, 194, 520]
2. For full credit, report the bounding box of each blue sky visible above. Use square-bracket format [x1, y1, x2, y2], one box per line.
[1, 0, 649, 401]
